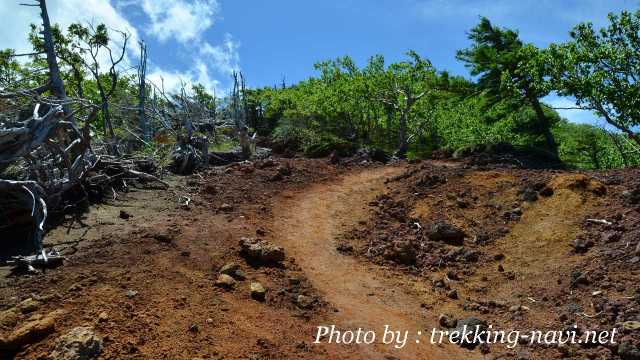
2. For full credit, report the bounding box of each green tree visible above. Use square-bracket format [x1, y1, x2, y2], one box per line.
[457, 17, 558, 155]
[549, 10, 640, 146]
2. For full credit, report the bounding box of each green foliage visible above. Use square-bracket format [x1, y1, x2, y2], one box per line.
[549, 10, 640, 144]
[457, 17, 558, 153]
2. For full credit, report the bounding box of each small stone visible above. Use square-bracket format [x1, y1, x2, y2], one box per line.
[456, 198, 469, 208]
[219, 263, 240, 276]
[188, 324, 199, 333]
[539, 187, 554, 197]
[215, 274, 236, 289]
[438, 314, 457, 328]
[336, 243, 354, 253]
[97, 312, 109, 322]
[250, 282, 267, 301]
[493, 253, 505, 261]
[49, 326, 102, 360]
[119, 210, 131, 220]
[152, 233, 173, 243]
[219, 203, 233, 212]
[125, 290, 138, 299]
[447, 289, 459, 300]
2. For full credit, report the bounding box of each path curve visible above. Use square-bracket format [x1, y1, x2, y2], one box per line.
[272, 166, 482, 360]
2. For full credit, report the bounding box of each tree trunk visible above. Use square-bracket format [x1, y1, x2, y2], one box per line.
[138, 41, 148, 142]
[397, 111, 408, 157]
[529, 96, 558, 157]
[38, 0, 72, 121]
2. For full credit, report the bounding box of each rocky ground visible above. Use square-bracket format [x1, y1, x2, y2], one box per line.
[339, 160, 640, 359]
[0, 155, 639, 359]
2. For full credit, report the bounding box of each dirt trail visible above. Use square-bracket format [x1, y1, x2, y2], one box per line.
[272, 166, 481, 360]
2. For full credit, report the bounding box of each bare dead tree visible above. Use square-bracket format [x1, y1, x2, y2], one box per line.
[67, 22, 129, 153]
[138, 40, 148, 142]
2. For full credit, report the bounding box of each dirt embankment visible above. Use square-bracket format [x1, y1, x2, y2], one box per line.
[340, 161, 640, 359]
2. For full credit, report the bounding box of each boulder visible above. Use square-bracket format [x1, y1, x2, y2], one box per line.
[49, 326, 103, 360]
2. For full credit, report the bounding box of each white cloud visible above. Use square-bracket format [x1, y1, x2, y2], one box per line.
[200, 34, 241, 75]
[140, 0, 219, 43]
[147, 63, 223, 96]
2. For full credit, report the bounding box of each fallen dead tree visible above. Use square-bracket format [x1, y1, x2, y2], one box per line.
[0, 96, 167, 261]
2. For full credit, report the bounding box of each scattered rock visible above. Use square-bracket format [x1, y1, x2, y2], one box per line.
[97, 312, 108, 323]
[456, 198, 469, 208]
[438, 314, 457, 328]
[503, 207, 522, 221]
[152, 232, 173, 243]
[239, 237, 285, 265]
[125, 290, 138, 299]
[336, 243, 354, 254]
[219, 203, 234, 212]
[473, 232, 491, 245]
[462, 250, 480, 263]
[539, 187, 554, 197]
[447, 289, 459, 300]
[49, 326, 102, 360]
[119, 210, 131, 220]
[426, 222, 466, 246]
[215, 274, 236, 289]
[383, 240, 416, 265]
[570, 271, 590, 287]
[571, 238, 594, 253]
[250, 282, 267, 301]
[219, 263, 245, 280]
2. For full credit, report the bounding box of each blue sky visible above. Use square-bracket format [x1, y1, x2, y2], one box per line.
[1, 0, 639, 126]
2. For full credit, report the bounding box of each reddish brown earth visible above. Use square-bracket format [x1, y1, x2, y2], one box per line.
[1, 157, 639, 359]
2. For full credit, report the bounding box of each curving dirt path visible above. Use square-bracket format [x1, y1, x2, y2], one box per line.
[272, 166, 483, 360]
